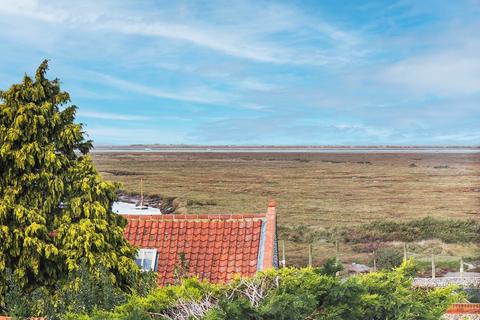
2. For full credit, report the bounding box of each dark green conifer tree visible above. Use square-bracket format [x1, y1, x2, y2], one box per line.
[0, 60, 138, 303]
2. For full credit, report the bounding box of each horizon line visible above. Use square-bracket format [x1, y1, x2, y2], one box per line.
[92, 144, 480, 148]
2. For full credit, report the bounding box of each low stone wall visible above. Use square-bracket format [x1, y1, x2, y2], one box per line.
[443, 315, 480, 320]
[413, 277, 480, 288]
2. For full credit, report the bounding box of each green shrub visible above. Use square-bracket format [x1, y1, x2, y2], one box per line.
[277, 225, 332, 243]
[414, 259, 461, 277]
[2, 262, 157, 319]
[315, 258, 343, 276]
[463, 287, 480, 303]
[79, 260, 460, 320]
[375, 248, 404, 270]
[344, 217, 480, 244]
[4, 260, 460, 319]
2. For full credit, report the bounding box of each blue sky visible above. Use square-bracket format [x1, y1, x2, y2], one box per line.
[0, 0, 479, 145]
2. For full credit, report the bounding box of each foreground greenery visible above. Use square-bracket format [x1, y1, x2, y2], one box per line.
[54, 260, 457, 320]
[2, 260, 460, 319]
[3, 262, 157, 319]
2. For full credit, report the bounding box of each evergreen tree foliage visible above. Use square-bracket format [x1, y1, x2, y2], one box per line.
[0, 60, 138, 304]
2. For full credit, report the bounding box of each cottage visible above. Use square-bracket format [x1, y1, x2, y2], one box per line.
[122, 200, 279, 285]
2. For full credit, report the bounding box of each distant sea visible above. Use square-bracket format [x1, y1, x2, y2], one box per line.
[92, 147, 480, 154]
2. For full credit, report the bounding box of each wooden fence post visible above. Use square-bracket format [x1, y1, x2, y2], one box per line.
[335, 240, 340, 276]
[403, 243, 408, 262]
[335, 240, 339, 264]
[460, 256, 464, 277]
[308, 244, 313, 267]
[431, 254, 436, 279]
[281, 240, 286, 268]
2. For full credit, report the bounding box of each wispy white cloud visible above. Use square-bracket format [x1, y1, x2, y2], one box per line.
[158, 116, 192, 122]
[191, 115, 396, 144]
[78, 70, 278, 110]
[0, 0, 363, 65]
[380, 50, 480, 96]
[77, 110, 150, 121]
[87, 126, 187, 145]
[240, 103, 271, 110]
[332, 124, 393, 138]
[430, 131, 480, 142]
[1, 0, 478, 145]
[237, 79, 276, 92]
[108, 21, 288, 64]
[153, 62, 278, 94]
[91, 72, 233, 105]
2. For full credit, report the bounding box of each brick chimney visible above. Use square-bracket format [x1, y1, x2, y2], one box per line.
[262, 200, 278, 269]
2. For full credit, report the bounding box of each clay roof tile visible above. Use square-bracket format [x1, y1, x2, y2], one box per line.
[122, 210, 270, 286]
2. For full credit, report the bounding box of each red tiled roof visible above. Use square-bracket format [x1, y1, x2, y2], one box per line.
[123, 201, 278, 286]
[446, 303, 480, 314]
[0, 317, 44, 320]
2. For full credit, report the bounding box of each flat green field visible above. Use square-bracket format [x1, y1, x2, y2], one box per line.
[92, 151, 480, 267]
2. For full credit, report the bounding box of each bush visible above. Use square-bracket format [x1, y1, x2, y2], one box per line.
[74, 260, 460, 320]
[277, 225, 332, 243]
[414, 259, 461, 277]
[344, 217, 480, 244]
[1, 262, 157, 319]
[375, 248, 404, 270]
[3, 260, 460, 319]
[463, 287, 480, 303]
[315, 258, 343, 276]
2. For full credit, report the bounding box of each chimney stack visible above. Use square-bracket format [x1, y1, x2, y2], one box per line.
[262, 200, 278, 269]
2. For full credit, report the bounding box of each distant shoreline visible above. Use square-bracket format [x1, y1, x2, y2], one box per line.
[94, 145, 480, 149]
[91, 145, 480, 154]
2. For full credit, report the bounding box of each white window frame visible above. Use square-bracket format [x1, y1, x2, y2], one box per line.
[136, 248, 157, 272]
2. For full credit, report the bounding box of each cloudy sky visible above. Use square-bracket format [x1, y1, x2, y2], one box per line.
[0, 0, 479, 145]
